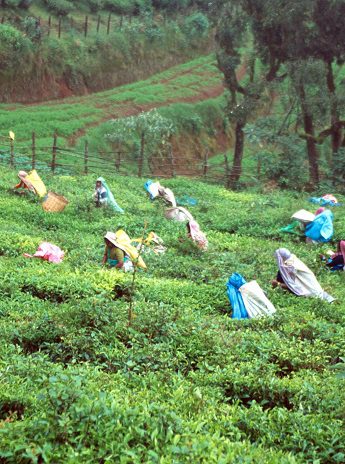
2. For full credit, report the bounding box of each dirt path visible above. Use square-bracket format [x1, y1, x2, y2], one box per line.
[67, 83, 225, 146]
[67, 60, 247, 146]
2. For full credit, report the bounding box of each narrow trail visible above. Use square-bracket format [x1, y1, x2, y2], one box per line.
[67, 83, 225, 146]
[67, 60, 247, 147]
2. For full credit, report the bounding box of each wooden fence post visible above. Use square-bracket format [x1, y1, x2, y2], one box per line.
[52, 131, 57, 174]
[168, 144, 176, 177]
[257, 153, 261, 180]
[58, 16, 62, 38]
[115, 151, 121, 171]
[10, 137, 14, 168]
[84, 15, 88, 37]
[48, 16, 51, 36]
[138, 133, 145, 178]
[107, 13, 111, 34]
[224, 153, 231, 188]
[84, 140, 88, 174]
[120, 15, 123, 28]
[203, 148, 209, 178]
[31, 131, 36, 169]
[97, 15, 101, 33]
[1, 16, 4, 24]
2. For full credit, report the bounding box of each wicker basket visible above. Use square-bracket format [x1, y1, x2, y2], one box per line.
[42, 191, 68, 212]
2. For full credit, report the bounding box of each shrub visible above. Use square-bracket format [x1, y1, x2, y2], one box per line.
[0, 24, 32, 72]
[88, 0, 104, 12]
[183, 12, 209, 38]
[2, 0, 22, 6]
[103, 0, 135, 15]
[19, 0, 32, 7]
[44, 0, 73, 16]
[22, 16, 41, 41]
[152, 0, 191, 12]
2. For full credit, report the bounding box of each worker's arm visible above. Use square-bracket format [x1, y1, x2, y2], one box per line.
[102, 246, 108, 265]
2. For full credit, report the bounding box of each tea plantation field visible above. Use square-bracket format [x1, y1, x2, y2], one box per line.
[0, 166, 344, 463]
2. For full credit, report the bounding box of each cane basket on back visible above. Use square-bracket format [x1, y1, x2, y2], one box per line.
[42, 191, 68, 212]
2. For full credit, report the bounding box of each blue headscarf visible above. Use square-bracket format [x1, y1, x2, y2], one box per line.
[226, 273, 248, 319]
[97, 177, 124, 214]
[305, 210, 333, 242]
[144, 180, 155, 200]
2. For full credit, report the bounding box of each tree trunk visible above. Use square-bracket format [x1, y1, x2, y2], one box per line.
[229, 121, 245, 189]
[298, 82, 319, 186]
[326, 61, 342, 172]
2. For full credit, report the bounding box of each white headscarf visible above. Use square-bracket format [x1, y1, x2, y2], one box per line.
[275, 248, 334, 301]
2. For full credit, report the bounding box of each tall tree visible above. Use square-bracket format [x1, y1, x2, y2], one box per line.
[215, 1, 283, 188]
[217, 0, 345, 187]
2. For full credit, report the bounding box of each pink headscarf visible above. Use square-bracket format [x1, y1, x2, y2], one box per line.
[322, 194, 338, 204]
[315, 207, 326, 216]
[24, 242, 64, 263]
[188, 220, 208, 251]
[18, 170, 35, 192]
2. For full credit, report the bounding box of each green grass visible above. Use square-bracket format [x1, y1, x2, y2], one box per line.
[0, 55, 222, 149]
[0, 166, 344, 462]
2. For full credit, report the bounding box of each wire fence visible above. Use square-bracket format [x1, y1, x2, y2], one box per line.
[0, 132, 240, 187]
[0, 12, 167, 40]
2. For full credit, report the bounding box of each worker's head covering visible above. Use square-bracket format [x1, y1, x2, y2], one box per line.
[17, 170, 36, 193]
[18, 170, 28, 179]
[158, 186, 176, 207]
[275, 248, 292, 262]
[96, 177, 124, 213]
[275, 247, 333, 301]
[322, 194, 337, 204]
[144, 180, 161, 200]
[274, 248, 304, 295]
[226, 273, 248, 319]
[104, 230, 146, 269]
[188, 220, 208, 250]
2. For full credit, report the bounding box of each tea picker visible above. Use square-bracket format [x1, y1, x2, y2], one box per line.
[102, 230, 146, 271]
[94, 177, 124, 213]
[272, 248, 335, 302]
[227, 273, 276, 319]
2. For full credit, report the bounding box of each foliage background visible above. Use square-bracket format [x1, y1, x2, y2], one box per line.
[0, 165, 344, 462]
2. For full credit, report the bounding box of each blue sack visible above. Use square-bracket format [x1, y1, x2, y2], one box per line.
[176, 195, 198, 207]
[226, 273, 249, 319]
[309, 197, 342, 207]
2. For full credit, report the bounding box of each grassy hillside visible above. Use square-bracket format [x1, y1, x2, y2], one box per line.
[0, 1, 213, 102]
[0, 166, 344, 462]
[0, 55, 223, 147]
[0, 55, 228, 176]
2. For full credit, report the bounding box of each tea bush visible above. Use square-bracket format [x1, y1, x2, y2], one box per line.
[0, 166, 344, 462]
